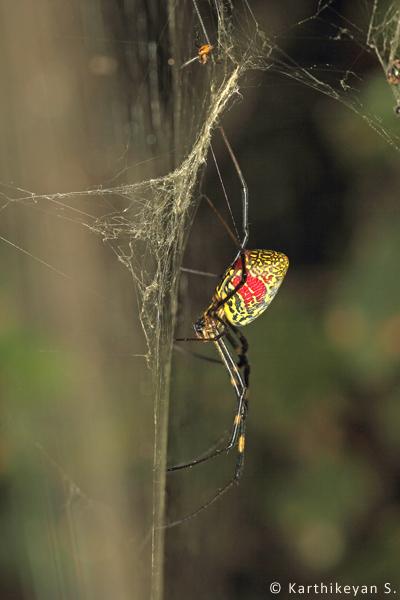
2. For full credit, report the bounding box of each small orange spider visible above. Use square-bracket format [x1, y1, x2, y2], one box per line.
[178, 25, 212, 84]
[197, 43, 211, 65]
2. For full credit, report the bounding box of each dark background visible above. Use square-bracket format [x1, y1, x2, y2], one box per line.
[0, 0, 400, 599]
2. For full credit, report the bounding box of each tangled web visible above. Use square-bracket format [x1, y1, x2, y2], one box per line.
[2, 0, 400, 587]
[4, 0, 400, 369]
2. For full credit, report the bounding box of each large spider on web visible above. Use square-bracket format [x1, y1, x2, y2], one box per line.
[163, 126, 289, 528]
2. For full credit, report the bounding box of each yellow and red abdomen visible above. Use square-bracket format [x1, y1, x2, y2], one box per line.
[217, 249, 289, 326]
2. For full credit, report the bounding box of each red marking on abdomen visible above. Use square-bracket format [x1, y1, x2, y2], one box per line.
[232, 273, 272, 309]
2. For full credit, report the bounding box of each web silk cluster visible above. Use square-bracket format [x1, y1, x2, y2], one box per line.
[1, 0, 400, 572]
[2, 0, 400, 369]
[83, 0, 400, 369]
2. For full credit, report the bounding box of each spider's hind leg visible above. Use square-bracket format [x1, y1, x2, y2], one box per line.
[215, 313, 249, 374]
[166, 331, 247, 473]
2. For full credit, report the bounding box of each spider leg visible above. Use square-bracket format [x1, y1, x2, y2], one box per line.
[215, 250, 247, 310]
[177, 55, 201, 87]
[160, 438, 245, 529]
[175, 327, 228, 343]
[219, 126, 249, 249]
[173, 342, 223, 364]
[210, 320, 250, 408]
[166, 334, 246, 473]
[172, 295, 250, 470]
[203, 194, 240, 249]
[221, 326, 250, 480]
[215, 315, 249, 368]
[165, 129, 254, 527]
[176, 235, 247, 342]
[161, 336, 249, 528]
[189, 429, 231, 463]
[194, 23, 201, 49]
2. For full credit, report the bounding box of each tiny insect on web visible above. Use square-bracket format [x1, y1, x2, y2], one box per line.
[160, 126, 289, 529]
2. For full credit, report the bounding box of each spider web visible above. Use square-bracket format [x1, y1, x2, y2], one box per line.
[1, 0, 400, 598]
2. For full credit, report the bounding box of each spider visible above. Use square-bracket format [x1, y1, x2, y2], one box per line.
[178, 24, 212, 85]
[387, 60, 400, 85]
[163, 126, 289, 528]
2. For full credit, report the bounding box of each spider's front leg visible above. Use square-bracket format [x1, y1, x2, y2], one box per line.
[166, 324, 247, 474]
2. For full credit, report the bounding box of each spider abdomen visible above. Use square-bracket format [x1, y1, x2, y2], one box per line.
[218, 249, 289, 326]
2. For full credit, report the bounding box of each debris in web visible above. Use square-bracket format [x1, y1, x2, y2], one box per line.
[2, 1, 400, 370]
[2, 2, 400, 574]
